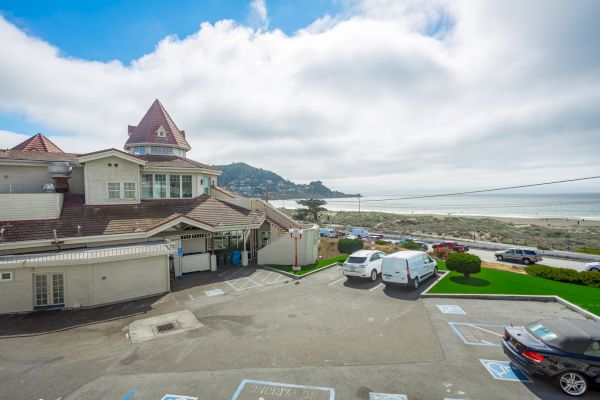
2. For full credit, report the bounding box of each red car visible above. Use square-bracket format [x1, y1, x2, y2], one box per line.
[431, 241, 469, 252]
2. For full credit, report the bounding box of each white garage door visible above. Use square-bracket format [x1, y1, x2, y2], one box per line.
[91, 255, 168, 306]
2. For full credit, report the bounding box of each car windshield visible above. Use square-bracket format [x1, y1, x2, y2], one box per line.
[347, 256, 367, 264]
[527, 322, 558, 341]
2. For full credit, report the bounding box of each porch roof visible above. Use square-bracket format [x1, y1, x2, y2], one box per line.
[0, 195, 265, 247]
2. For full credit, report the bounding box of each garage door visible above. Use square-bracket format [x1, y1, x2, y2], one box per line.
[91, 255, 168, 306]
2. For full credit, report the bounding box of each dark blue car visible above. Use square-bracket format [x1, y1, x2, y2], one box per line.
[502, 318, 600, 396]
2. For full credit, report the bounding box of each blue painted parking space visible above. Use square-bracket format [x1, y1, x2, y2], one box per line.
[449, 322, 506, 346]
[436, 305, 466, 314]
[231, 379, 335, 400]
[161, 395, 198, 400]
[369, 392, 408, 400]
[122, 390, 137, 400]
[480, 359, 532, 382]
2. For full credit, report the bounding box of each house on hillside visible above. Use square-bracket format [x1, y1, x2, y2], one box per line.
[0, 100, 319, 314]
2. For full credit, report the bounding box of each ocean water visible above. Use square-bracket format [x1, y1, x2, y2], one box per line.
[269, 193, 600, 220]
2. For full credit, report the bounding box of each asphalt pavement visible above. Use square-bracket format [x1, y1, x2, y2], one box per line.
[468, 248, 588, 271]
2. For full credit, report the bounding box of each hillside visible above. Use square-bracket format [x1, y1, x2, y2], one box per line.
[213, 162, 356, 199]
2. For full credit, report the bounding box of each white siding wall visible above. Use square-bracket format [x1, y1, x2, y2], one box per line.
[91, 256, 168, 306]
[0, 193, 63, 221]
[257, 225, 320, 266]
[85, 156, 140, 205]
[0, 268, 33, 313]
[0, 165, 52, 193]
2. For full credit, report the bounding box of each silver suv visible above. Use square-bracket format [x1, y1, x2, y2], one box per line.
[495, 248, 543, 265]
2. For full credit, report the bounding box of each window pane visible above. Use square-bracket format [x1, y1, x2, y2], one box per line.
[1, 272, 11, 280]
[108, 182, 120, 199]
[123, 183, 136, 199]
[182, 175, 192, 198]
[154, 174, 166, 198]
[170, 175, 180, 198]
[203, 175, 210, 195]
[142, 174, 153, 198]
[132, 146, 146, 155]
[52, 274, 64, 304]
[151, 146, 173, 154]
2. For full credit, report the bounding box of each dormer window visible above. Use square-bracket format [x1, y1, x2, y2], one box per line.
[156, 125, 167, 138]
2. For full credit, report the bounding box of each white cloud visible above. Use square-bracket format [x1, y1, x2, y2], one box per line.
[0, 0, 599, 194]
[248, 0, 269, 31]
[0, 130, 29, 149]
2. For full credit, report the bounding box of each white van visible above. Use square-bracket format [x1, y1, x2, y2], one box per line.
[351, 227, 370, 238]
[381, 251, 438, 290]
[319, 227, 337, 238]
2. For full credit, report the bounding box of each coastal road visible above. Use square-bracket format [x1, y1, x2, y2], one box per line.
[469, 248, 588, 272]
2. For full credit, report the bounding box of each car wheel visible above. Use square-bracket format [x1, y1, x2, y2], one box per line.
[496, 255, 503, 261]
[370, 269, 378, 282]
[591, 268, 600, 272]
[557, 371, 588, 396]
[412, 276, 419, 290]
[523, 258, 531, 265]
[433, 266, 438, 277]
[346, 276, 354, 280]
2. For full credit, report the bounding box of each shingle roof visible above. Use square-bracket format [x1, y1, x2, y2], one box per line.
[140, 155, 219, 171]
[11, 133, 64, 153]
[125, 99, 191, 151]
[0, 195, 264, 243]
[0, 149, 78, 163]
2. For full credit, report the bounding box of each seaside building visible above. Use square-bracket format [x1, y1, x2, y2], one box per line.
[0, 100, 318, 314]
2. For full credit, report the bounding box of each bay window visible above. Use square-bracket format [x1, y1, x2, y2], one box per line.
[142, 174, 153, 198]
[153, 174, 166, 198]
[182, 175, 192, 198]
[169, 175, 180, 198]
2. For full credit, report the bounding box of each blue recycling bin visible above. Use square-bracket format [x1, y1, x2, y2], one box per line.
[231, 250, 241, 265]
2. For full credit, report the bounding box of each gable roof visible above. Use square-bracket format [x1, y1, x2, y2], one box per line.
[125, 99, 191, 151]
[11, 133, 64, 153]
[0, 149, 78, 164]
[77, 148, 147, 165]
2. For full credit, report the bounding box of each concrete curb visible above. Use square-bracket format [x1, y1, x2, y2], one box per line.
[261, 262, 341, 280]
[421, 271, 600, 321]
[0, 311, 147, 339]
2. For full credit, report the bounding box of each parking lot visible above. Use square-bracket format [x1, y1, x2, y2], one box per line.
[0, 264, 598, 400]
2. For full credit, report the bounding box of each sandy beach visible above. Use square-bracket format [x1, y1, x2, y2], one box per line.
[441, 215, 600, 228]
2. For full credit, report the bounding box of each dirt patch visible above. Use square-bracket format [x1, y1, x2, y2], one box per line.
[482, 261, 527, 274]
[319, 237, 344, 259]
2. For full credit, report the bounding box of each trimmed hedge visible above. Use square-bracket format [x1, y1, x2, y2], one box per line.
[338, 238, 364, 254]
[400, 240, 421, 250]
[446, 252, 481, 278]
[525, 264, 600, 288]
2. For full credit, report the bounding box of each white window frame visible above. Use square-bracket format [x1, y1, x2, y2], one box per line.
[156, 125, 167, 137]
[108, 182, 136, 200]
[0, 271, 12, 282]
[107, 182, 121, 199]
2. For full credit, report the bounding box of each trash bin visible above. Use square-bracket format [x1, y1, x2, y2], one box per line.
[231, 250, 241, 265]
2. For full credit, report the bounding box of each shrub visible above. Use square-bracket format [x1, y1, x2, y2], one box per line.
[338, 238, 364, 254]
[446, 253, 481, 279]
[375, 240, 388, 245]
[575, 247, 600, 256]
[400, 240, 421, 250]
[525, 265, 600, 288]
[432, 247, 452, 260]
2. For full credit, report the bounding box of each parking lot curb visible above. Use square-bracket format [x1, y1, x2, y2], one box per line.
[420, 271, 600, 321]
[260, 262, 341, 280]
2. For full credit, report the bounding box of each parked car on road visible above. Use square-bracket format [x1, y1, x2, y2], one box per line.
[351, 227, 370, 239]
[343, 250, 387, 281]
[381, 251, 438, 290]
[495, 248, 543, 265]
[319, 227, 337, 238]
[502, 318, 600, 397]
[585, 262, 600, 272]
[432, 241, 469, 252]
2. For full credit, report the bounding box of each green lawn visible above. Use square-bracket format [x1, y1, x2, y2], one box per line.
[266, 254, 348, 276]
[575, 247, 600, 256]
[431, 260, 600, 316]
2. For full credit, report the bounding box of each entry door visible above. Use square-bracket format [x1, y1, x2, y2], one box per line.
[34, 273, 65, 307]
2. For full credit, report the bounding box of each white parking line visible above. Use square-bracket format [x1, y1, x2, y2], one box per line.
[470, 324, 503, 337]
[328, 277, 346, 286]
[369, 283, 383, 292]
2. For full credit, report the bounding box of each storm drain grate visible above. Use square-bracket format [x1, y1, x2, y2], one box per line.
[155, 322, 176, 334]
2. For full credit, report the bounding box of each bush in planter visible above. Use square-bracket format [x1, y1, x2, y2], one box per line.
[446, 252, 481, 279]
[338, 238, 364, 254]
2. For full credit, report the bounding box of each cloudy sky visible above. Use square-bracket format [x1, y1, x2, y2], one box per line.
[0, 0, 599, 194]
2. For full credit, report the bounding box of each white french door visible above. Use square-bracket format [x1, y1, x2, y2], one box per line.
[34, 273, 65, 307]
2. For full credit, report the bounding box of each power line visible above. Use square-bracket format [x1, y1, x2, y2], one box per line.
[319, 175, 600, 203]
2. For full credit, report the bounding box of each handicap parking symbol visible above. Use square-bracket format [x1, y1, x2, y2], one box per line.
[480, 359, 532, 382]
[161, 395, 198, 400]
[205, 288, 225, 297]
[436, 305, 466, 314]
